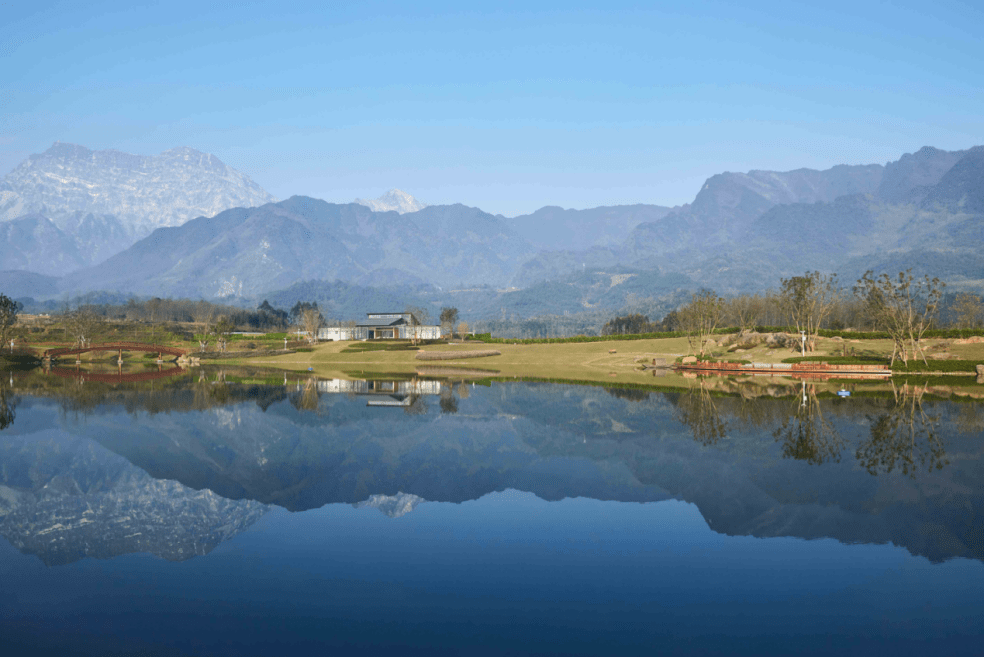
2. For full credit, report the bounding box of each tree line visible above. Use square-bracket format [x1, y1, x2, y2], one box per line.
[598, 271, 983, 366]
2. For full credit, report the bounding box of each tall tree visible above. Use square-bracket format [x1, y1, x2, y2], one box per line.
[440, 307, 459, 338]
[0, 294, 18, 353]
[778, 272, 839, 353]
[855, 270, 944, 366]
[214, 316, 235, 352]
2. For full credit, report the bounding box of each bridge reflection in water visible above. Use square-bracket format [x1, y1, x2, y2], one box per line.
[46, 363, 187, 384]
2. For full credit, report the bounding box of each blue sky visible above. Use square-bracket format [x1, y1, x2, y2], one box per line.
[2, 0, 982, 215]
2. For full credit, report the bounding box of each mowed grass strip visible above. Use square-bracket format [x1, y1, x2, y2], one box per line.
[415, 349, 501, 360]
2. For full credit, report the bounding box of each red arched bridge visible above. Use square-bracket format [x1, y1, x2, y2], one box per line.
[42, 342, 187, 361]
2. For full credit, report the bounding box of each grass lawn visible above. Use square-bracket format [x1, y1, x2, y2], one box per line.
[229, 337, 691, 387]
[227, 333, 984, 386]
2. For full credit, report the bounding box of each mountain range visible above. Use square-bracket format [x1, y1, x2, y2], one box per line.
[1, 142, 981, 319]
[0, 143, 275, 274]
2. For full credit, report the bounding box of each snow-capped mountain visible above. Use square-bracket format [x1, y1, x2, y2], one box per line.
[353, 188, 427, 214]
[0, 143, 277, 274]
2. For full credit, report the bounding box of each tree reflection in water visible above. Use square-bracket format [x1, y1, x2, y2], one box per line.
[772, 381, 844, 465]
[194, 368, 231, 408]
[675, 380, 728, 447]
[857, 381, 947, 477]
[439, 384, 458, 414]
[404, 394, 428, 416]
[289, 376, 322, 413]
[0, 375, 14, 431]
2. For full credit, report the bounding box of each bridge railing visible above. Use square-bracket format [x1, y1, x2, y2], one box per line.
[43, 342, 188, 359]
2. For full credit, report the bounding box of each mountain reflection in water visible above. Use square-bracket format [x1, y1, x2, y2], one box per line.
[1, 368, 983, 565]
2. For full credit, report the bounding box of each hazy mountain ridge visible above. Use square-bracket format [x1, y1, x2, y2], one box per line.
[65, 197, 536, 297]
[0, 143, 276, 274]
[504, 204, 677, 251]
[517, 145, 983, 293]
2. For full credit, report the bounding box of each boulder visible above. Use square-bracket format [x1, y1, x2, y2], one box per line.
[682, 356, 697, 364]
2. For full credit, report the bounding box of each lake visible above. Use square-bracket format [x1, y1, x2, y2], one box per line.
[1, 366, 983, 655]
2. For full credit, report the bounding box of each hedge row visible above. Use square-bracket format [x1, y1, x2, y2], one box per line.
[891, 359, 983, 373]
[473, 326, 984, 345]
[782, 356, 888, 365]
[473, 327, 742, 345]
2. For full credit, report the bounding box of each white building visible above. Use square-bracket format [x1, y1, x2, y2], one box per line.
[318, 312, 441, 341]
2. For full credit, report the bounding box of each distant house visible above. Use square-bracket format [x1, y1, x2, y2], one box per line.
[318, 312, 441, 341]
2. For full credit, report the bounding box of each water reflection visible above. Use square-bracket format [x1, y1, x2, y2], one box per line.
[772, 382, 843, 465]
[0, 377, 14, 431]
[0, 431, 268, 565]
[857, 381, 947, 477]
[673, 380, 728, 447]
[2, 368, 983, 564]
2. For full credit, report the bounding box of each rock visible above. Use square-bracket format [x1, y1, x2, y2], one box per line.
[682, 356, 697, 364]
[976, 364, 984, 376]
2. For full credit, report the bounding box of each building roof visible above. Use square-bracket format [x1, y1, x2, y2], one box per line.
[356, 316, 405, 327]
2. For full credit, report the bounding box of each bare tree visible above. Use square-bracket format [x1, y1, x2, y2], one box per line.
[300, 307, 324, 344]
[64, 299, 101, 348]
[457, 320, 469, 340]
[778, 272, 839, 353]
[404, 306, 429, 346]
[725, 294, 761, 338]
[855, 270, 944, 366]
[678, 289, 724, 357]
[193, 301, 215, 353]
[950, 292, 983, 328]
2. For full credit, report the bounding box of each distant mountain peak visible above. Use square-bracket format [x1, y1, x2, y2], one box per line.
[353, 189, 427, 214]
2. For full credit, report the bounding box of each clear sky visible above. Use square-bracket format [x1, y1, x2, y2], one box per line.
[2, 0, 981, 216]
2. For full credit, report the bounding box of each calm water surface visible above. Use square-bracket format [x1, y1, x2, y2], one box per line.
[1, 368, 983, 655]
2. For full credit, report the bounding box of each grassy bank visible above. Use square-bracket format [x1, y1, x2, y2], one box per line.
[227, 333, 984, 387]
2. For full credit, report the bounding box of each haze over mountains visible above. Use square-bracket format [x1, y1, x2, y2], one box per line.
[1, 142, 982, 320]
